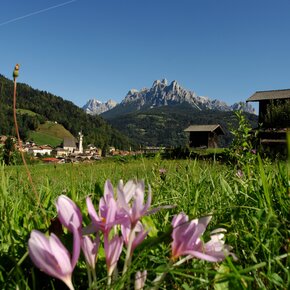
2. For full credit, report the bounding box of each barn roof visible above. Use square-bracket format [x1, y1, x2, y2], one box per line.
[184, 124, 224, 135]
[247, 89, 290, 102]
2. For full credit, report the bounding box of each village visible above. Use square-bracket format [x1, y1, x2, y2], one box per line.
[1, 87, 289, 164]
[0, 131, 155, 164]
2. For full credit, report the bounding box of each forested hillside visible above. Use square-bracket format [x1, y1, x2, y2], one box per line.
[0, 74, 134, 149]
[103, 103, 258, 147]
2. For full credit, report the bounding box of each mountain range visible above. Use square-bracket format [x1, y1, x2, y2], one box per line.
[83, 99, 117, 115]
[82, 79, 255, 116]
[81, 79, 257, 147]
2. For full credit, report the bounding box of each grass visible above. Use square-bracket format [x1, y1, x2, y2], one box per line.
[16, 109, 40, 117]
[28, 131, 63, 147]
[28, 121, 74, 146]
[0, 156, 289, 289]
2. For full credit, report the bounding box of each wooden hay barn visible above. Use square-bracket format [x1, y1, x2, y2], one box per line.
[184, 125, 224, 148]
[247, 89, 290, 151]
[247, 89, 290, 126]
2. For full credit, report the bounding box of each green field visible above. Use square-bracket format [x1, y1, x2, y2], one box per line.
[0, 156, 289, 289]
[16, 109, 40, 117]
[28, 121, 74, 146]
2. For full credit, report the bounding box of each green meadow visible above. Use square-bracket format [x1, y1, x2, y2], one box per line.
[0, 156, 289, 289]
[28, 121, 75, 147]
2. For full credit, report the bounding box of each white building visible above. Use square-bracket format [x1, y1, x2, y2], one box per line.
[28, 145, 53, 156]
[63, 137, 77, 153]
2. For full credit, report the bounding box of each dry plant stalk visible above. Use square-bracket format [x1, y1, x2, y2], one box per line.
[12, 64, 48, 224]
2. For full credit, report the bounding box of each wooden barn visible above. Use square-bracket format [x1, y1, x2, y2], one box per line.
[184, 125, 224, 148]
[246, 89, 290, 150]
[247, 89, 290, 126]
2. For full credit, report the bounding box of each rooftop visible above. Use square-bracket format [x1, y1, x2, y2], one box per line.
[247, 89, 290, 102]
[63, 137, 77, 148]
[184, 124, 224, 134]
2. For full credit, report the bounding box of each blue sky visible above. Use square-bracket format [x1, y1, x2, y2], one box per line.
[1, 0, 290, 110]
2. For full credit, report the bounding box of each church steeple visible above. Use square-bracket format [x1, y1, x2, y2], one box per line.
[78, 132, 83, 154]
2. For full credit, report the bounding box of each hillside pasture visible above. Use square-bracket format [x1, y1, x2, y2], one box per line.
[28, 121, 74, 146]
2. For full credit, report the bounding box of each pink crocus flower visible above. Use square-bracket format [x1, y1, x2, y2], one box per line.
[135, 270, 147, 290]
[117, 180, 152, 227]
[158, 168, 167, 180]
[86, 195, 120, 234]
[81, 235, 99, 270]
[117, 179, 139, 204]
[28, 228, 81, 290]
[171, 213, 235, 262]
[56, 195, 82, 232]
[236, 169, 244, 178]
[99, 180, 115, 217]
[86, 180, 127, 234]
[104, 234, 123, 277]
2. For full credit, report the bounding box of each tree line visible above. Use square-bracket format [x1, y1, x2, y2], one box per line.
[0, 74, 134, 150]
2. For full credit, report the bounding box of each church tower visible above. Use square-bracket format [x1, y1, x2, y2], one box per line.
[78, 132, 83, 154]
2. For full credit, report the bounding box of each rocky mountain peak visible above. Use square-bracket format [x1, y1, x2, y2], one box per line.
[82, 98, 118, 115]
[83, 79, 256, 116]
[127, 89, 139, 95]
[161, 78, 168, 85]
[168, 80, 180, 92]
[152, 80, 161, 87]
[118, 79, 255, 114]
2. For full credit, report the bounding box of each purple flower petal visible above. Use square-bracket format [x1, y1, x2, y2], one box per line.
[104, 234, 123, 276]
[171, 213, 235, 263]
[81, 234, 99, 269]
[28, 230, 75, 287]
[56, 195, 82, 231]
[86, 196, 101, 226]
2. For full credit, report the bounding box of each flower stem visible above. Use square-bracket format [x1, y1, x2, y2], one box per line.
[150, 260, 174, 290]
[107, 275, 112, 289]
[64, 278, 75, 290]
[172, 255, 192, 267]
[86, 265, 92, 288]
[13, 74, 48, 225]
[150, 271, 168, 290]
[122, 226, 135, 276]
[92, 267, 97, 284]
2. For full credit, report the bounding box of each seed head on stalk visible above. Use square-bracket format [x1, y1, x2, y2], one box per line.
[13, 64, 20, 80]
[11, 64, 47, 225]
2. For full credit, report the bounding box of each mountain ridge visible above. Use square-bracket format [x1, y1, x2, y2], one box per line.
[118, 79, 256, 114]
[82, 99, 118, 115]
[83, 79, 255, 116]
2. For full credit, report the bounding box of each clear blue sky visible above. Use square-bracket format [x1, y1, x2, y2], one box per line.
[1, 0, 290, 109]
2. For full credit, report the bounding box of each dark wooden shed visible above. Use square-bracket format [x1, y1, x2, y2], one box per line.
[247, 89, 290, 151]
[246, 89, 290, 127]
[184, 125, 224, 148]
